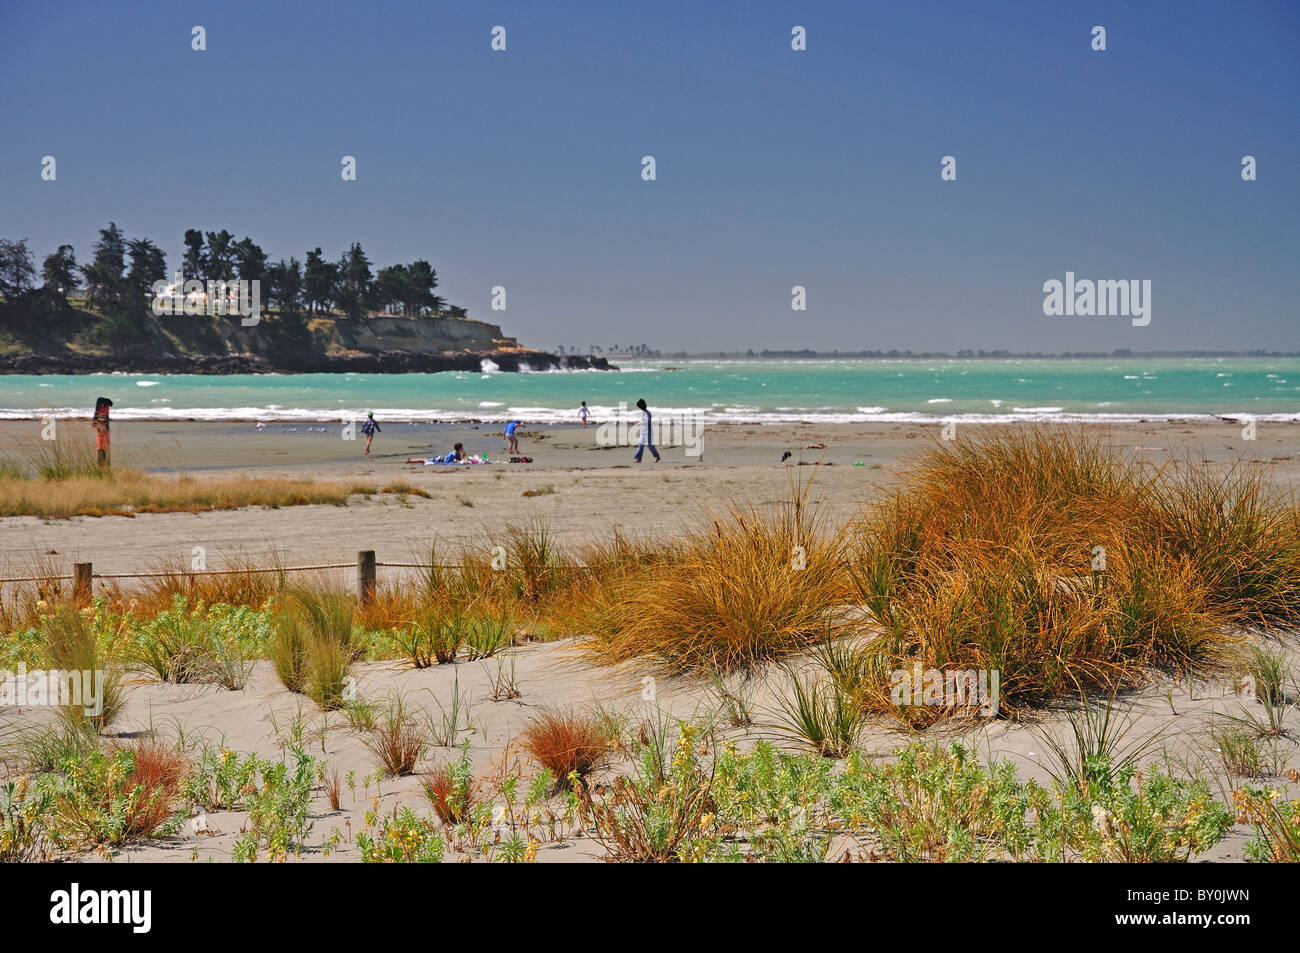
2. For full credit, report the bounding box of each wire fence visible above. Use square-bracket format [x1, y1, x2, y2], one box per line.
[0, 553, 485, 603]
[0, 560, 468, 585]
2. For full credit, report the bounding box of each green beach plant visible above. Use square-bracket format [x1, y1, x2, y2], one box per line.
[38, 605, 129, 733]
[1032, 693, 1165, 796]
[770, 666, 864, 758]
[270, 589, 359, 708]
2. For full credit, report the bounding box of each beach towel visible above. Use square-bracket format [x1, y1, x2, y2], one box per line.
[421, 455, 491, 465]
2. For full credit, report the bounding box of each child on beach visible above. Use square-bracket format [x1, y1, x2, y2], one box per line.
[633, 398, 660, 463]
[503, 420, 521, 455]
[579, 401, 590, 427]
[361, 411, 380, 455]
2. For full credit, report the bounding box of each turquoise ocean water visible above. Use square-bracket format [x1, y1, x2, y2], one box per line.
[1, 358, 1297, 424]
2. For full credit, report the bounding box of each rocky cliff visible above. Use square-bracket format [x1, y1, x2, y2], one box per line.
[0, 306, 615, 374]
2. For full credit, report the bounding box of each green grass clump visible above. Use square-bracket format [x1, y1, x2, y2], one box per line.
[38, 606, 129, 733]
[270, 589, 363, 709]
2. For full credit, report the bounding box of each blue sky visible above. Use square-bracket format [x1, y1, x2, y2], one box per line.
[1, 0, 1296, 352]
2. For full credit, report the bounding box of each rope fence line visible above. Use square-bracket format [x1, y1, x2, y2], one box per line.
[0, 552, 577, 605]
[0, 560, 479, 586]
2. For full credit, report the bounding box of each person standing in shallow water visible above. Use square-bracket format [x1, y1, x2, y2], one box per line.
[634, 398, 660, 463]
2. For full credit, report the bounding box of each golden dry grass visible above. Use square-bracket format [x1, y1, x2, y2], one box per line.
[0, 468, 393, 519]
[574, 471, 853, 675]
[0, 430, 417, 518]
[846, 427, 1293, 719]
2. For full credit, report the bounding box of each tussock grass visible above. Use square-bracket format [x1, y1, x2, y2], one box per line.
[1144, 461, 1300, 627]
[519, 707, 614, 788]
[364, 694, 428, 776]
[1032, 693, 1164, 794]
[4, 433, 113, 481]
[4, 426, 1294, 729]
[0, 554, 73, 632]
[38, 607, 129, 734]
[270, 589, 362, 709]
[577, 472, 850, 676]
[848, 428, 1262, 718]
[771, 665, 865, 757]
[379, 480, 431, 499]
[421, 747, 479, 825]
[132, 554, 290, 616]
[45, 739, 189, 850]
[0, 470, 383, 518]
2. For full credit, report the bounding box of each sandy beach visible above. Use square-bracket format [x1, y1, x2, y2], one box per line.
[3, 416, 1297, 576]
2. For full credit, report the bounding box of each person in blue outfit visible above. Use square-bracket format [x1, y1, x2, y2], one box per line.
[361, 411, 380, 455]
[503, 420, 521, 455]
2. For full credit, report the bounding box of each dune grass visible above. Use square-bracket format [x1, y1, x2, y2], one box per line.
[37, 606, 130, 734]
[268, 588, 364, 708]
[519, 707, 616, 788]
[845, 428, 1293, 719]
[574, 471, 851, 676]
[0, 435, 416, 518]
[0, 469, 397, 519]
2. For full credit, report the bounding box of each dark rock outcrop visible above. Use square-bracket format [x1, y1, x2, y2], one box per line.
[0, 349, 615, 375]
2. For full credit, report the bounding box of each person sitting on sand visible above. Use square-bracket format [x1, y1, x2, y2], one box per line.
[504, 420, 521, 455]
[361, 411, 380, 455]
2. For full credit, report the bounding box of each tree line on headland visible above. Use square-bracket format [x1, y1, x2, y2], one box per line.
[0, 227, 466, 345]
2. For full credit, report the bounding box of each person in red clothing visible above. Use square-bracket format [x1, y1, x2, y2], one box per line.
[91, 397, 112, 468]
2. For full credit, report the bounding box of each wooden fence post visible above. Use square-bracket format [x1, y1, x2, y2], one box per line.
[73, 562, 93, 604]
[357, 550, 376, 607]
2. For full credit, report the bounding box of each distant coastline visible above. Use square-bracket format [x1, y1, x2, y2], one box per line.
[643, 349, 1300, 361]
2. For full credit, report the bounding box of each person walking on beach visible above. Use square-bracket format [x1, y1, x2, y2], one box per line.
[361, 411, 380, 455]
[634, 398, 660, 463]
[504, 420, 521, 455]
[579, 401, 590, 428]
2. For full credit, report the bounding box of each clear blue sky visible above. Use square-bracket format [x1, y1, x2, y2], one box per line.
[1, 0, 1296, 352]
